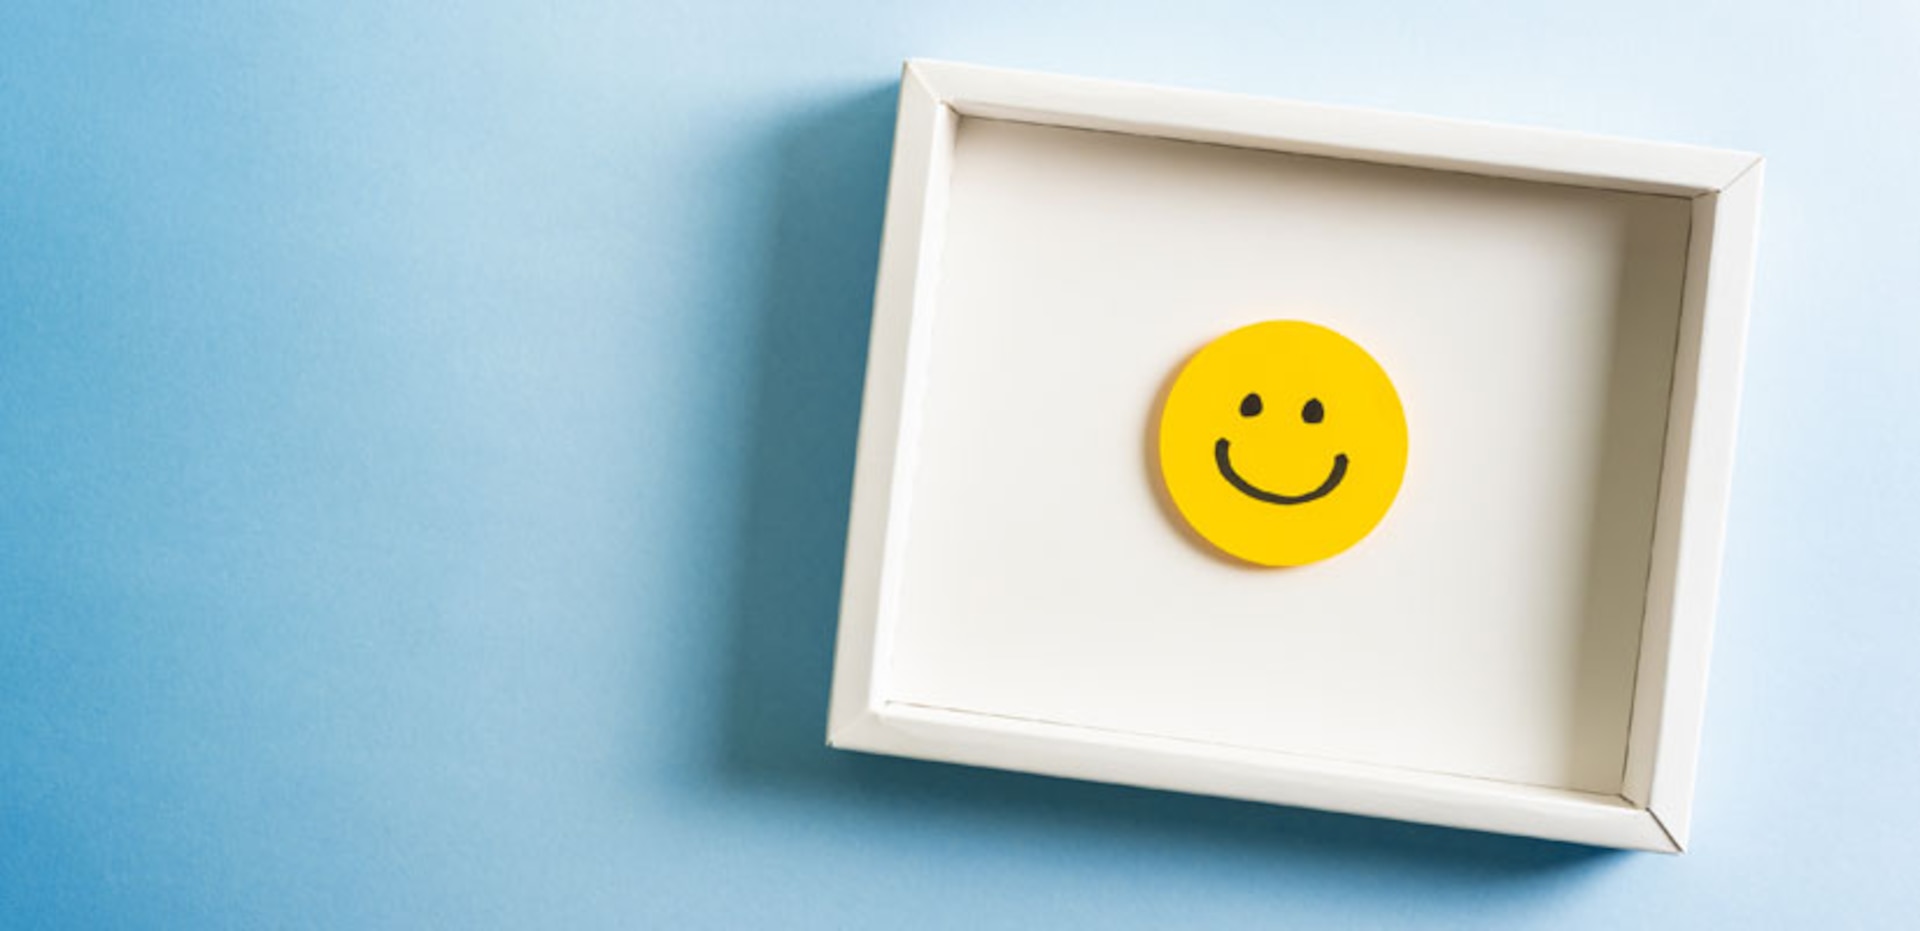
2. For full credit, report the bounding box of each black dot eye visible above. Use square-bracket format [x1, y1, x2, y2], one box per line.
[1239, 393, 1263, 417]
[1302, 398, 1325, 424]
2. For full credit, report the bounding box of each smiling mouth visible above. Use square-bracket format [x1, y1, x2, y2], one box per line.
[1214, 439, 1348, 505]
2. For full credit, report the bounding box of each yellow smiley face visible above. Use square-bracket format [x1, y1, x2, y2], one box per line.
[1156, 320, 1407, 566]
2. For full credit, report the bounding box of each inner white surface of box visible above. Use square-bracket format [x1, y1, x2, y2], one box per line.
[886, 116, 1692, 797]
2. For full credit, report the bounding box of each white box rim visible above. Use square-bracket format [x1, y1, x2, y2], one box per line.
[827, 59, 1763, 853]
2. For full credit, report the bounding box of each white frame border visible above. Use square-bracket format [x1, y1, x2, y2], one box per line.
[827, 59, 1764, 853]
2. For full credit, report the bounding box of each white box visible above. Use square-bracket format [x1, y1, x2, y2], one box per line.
[827, 60, 1763, 852]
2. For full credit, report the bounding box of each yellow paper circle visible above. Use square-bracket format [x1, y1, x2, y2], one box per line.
[1156, 320, 1408, 566]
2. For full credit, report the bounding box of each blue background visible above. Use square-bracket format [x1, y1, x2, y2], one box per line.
[4, 1, 1917, 926]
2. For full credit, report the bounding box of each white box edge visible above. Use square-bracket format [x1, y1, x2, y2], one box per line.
[826, 59, 1765, 853]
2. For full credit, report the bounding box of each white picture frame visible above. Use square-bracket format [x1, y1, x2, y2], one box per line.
[826, 59, 1763, 852]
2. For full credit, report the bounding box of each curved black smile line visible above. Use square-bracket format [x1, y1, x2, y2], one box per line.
[1214, 439, 1348, 505]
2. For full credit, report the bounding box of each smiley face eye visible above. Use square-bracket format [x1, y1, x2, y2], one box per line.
[1239, 393, 1263, 417]
[1302, 398, 1325, 424]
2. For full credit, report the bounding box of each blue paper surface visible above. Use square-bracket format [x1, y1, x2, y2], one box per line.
[4, 0, 1918, 925]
